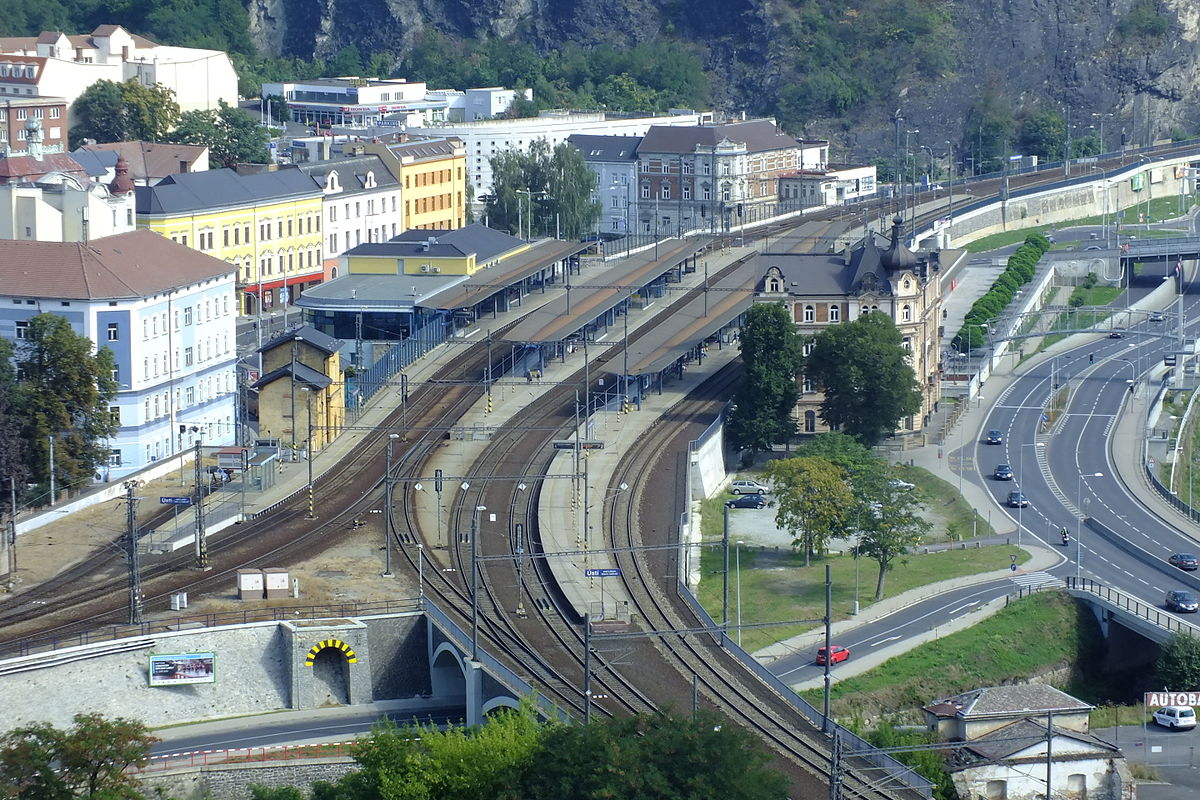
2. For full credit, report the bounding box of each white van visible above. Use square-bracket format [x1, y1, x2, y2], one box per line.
[1153, 706, 1197, 730]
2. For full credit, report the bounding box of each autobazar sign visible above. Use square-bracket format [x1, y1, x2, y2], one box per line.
[1144, 692, 1200, 706]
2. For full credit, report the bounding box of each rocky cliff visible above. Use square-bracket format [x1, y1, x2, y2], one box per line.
[246, 0, 1200, 157]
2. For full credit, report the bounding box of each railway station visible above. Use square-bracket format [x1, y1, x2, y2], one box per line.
[501, 237, 713, 397]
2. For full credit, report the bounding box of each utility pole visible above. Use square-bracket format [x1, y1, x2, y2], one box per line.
[193, 438, 208, 569]
[124, 480, 143, 624]
[722, 503, 730, 647]
[828, 726, 844, 800]
[6, 476, 16, 581]
[48, 435, 55, 506]
[383, 433, 398, 576]
[823, 563, 832, 732]
[583, 612, 592, 724]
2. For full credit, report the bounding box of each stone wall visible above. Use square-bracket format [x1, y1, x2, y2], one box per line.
[139, 758, 357, 800]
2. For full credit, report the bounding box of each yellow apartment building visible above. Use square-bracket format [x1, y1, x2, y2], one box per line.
[362, 136, 467, 232]
[136, 167, 325, 315]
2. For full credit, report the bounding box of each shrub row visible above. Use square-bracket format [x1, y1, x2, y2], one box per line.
[951, 233, 1051, 352]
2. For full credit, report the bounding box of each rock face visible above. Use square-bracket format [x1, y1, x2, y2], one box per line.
[247, 0, 1200, 151]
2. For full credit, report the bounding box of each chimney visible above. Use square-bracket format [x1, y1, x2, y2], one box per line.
[179, 159, 188, 174]
[321, 138, 331, 160]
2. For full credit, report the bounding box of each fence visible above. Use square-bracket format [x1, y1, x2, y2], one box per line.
[139, 742, 358, 772]
[1066, 577, 1200, 638]
[349, 323, 448, 409]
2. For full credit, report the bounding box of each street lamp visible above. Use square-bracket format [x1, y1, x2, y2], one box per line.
[1077, 473, 1104, 580]
[383, 433, 399, 577]
[300, 387, 315, 519]
[470, 503, 487, 661]
[735, 539, 744, 648]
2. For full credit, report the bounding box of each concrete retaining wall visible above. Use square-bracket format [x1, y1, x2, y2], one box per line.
[139, 758, 357, 800]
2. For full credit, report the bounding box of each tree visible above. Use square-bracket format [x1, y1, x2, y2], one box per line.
[1017, 108, 1065, 163]
[0, 712, 158, 799]
[853, 476, 932, 599]
[0, 338, 25, 507]
[962, 86, 1015, 174]
[486, 139, 600, 239]
[263, 94, 291, 123]
[725, 303, 804, 455]
[1156, 632, 1200, 691]
[173, 101, 270, 168]
[804, 311, 922, 447]
[69, 79, 180, 146]
[12, 315, 117, 499]
[765, 456, 855, 565]
[792, 431, 878, 477]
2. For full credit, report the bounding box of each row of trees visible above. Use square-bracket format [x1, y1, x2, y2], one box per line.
[485, 140, 602, 240]
[727, 304, 923, 452]
[0, 316, 118, 509]
[69, 79, 270, 168]
[951, 233, 1049, 352]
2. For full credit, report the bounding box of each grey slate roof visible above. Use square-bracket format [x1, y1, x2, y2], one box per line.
[261, 324, 341, 357]
[947, 719, 1119, 770]
[931, 685, 1093, 719]
[295, 272, 462, 312]
[293, 154, 399, 196]
[251, 360, 333, 391]
[136, 167, 320, 215]
[70, 147, 116, 178]
[390, 223, 524, 263]
[637, 119, 799, 155]
[568, 134, 642, 162]
[756, 221, 925, 298]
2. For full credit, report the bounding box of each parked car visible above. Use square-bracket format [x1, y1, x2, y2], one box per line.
[1007, 491, 1029, 508]
[1166, 590, 1200, 613]
[815, 645, 851, 665]
[730, 479, 770, 495]
[1154, 706, 1197, 730]
[1150, 311, 1165, 323]
[985, 429, 1004, 445]
[993, 464, 1014, 480]
[726, 494, 767, 510]
[1169, 553, 1200, 571]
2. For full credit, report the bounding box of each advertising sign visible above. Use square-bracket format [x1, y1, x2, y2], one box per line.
[148, 652, 216, 686]
[1144, 691, 1200, 707]
[1131, 173, 1146, 192]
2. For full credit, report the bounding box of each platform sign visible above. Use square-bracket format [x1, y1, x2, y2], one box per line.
[585, 568, 621, 578]
[149, 652, 215, 686]
[160, 496, 192, 506]
[552, 440, 605, 450]
[1145, 692, 1200, 707]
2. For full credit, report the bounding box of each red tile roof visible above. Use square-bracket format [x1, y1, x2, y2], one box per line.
[0, 229, 234, 300]
[0, 152, 88, 184]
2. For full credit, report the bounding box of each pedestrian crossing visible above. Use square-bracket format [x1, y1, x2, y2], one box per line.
[1010, 571, 1064, 591]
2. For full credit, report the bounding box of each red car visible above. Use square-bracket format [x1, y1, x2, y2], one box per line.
[815, 645, 850, 665]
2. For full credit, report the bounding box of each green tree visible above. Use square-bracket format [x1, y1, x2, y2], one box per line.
[854, 476, 932, 599]
[0, 712, 158, 799]
[486, 139, 600, 239]
[523, 711, 787, 800]
[764, 456, 855, 565]
[726, 303, 804, 454]
[263, 94, 291, 123]
[792, 431, 878, 477]
[69, 79, 180, 146]
[962, 86, 1015, 174]
[13, 314, 117, 499]
[804, 311, 922, 447]
[0, 338, 25, 506]
[173, 101, 270, 168]
[1156, 632, 1200, 691]
[1017, 108, 1065, 162]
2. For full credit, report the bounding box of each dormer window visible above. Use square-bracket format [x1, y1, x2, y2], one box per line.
[903, 279, 912, 292]
[365, 171, 376, 188]
[766, 277, 782, 293]
[325, 170, 340, 192]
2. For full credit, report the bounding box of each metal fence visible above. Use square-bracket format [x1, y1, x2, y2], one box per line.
[1065, 577, 1200, 638]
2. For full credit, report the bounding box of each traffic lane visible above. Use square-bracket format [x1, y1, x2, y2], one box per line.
[152, 705, 464, 756]
[767, 579, 1019, 681]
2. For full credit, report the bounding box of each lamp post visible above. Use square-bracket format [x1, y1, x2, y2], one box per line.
[735, 539, 744, 648]
[1077, 472, 1103, 579]
[300, 387, 315, 519]
[945, 140, 955, 230]
[383, 432, 399, 577]
[470, 504, 487, 661]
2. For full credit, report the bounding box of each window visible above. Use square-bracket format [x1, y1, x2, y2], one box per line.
[802, 376, 814, 393]
[722, 186, 731, 202]
[110, 406, 121, 425]
[144, 398, 151, 419]
[702, 186, 711, 201]
[107, 322, 119, 341]
[14, 320, 27, 339]
[701, 162, 711, 175]
[803, 305, 815, 323]
[682, 183, 692, 200]
[184, 306, 192, 326]
[111, 366, 119, 383]
[641, 184, 650, 199]
[184, 347, 194, 367]
[108, 450, 122, 466]
[682, 161, 694, 175]
[804, 410, 816, 433]
[288, 218, 293, 236]
[829, 305, 840, 322]
[661, 183, 671, 200]
[902, 304, 912, 322]
[610, 196, 620, 208]
[142, 319, 149, 339]
[330, 232, 338, 253]
[223, 228, 230, 248]
[185, 386, 195, 406]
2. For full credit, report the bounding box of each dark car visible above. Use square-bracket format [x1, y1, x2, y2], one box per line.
[726, 494, 766, 510]
[993, 464, 1014, 480]
[1169, 553, 1200, 571]
[1166, 590, 1200, 613]
[985, 429, 1004, 445]
[1007, 491, 1029, 508]
[1108, 331, 1124, 339]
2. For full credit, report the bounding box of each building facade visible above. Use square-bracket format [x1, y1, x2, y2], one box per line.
[569, 134, 639, 236]
[752, 216, 947, 437]
[136, 167, 325, 315]
[0, 96, 68, 154]
[362, 137, 467, 231]
[420, 110, 711, 197]
[0, 229, 237, 479]
[253, 326, 344, 454]
[778, 163, 878, 209]
[291, 154, 402, 279]
[0, 26, 237, 124]
[0, 153, 136, 241]
[73, 140, 209, 186]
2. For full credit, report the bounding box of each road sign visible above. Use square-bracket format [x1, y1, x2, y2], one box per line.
[160, 496, 193, 506]
[585, 568, 621, 578]
[552, 440, 605, 450]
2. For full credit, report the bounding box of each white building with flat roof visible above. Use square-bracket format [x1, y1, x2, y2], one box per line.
[423, 110, 712, 197]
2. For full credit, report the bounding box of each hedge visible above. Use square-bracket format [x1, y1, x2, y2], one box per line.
[951, 234, 1050, 352]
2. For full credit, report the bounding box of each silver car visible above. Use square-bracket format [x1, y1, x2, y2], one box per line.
[730, 479, 770, 495]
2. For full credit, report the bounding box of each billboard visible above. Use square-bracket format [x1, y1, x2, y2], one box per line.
[148, 652, 216, 687]
[1144, 691, 1200, 707]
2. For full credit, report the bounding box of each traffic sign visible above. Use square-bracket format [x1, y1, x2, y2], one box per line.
[585, 568, 621, 577]
[552, 440, 605, 450]
[160, 496, 192, 506]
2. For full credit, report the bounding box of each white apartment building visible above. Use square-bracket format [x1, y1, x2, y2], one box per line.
[0, 161, 136, 241]
[0, 229, 237, 479]
[291, 153, 403, 274]
[779, 164, 878, 209]
[0, 25, 237, 126]
[262, 77, 526, 131]
[422, 110, 712, 197]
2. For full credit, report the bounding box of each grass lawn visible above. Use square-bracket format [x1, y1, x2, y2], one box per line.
[799, 592, 1100, 721]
